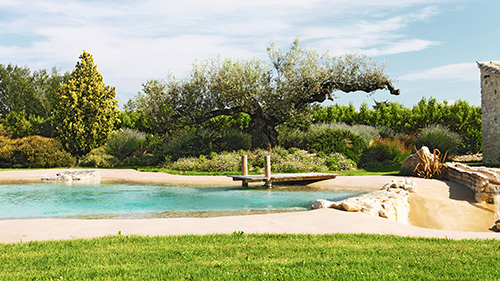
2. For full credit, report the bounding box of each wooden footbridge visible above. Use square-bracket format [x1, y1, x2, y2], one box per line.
[228, 155, 337, 188]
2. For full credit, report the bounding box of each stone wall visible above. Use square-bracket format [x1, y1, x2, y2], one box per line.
[478, 62, 500, 165]
[446, 162, 500, 203]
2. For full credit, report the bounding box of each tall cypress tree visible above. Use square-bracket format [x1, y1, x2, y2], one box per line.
[53, 51, 118, 156]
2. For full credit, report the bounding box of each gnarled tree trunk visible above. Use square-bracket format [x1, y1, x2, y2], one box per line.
[248, 114, 278, 150]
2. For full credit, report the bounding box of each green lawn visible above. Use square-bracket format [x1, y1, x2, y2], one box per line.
[1, 233, 499, 280]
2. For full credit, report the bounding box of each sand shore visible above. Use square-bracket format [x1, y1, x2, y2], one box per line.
[0, 169, 499, 243]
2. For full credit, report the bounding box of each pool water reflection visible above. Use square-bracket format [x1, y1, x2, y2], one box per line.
[0, 183, 363, 219]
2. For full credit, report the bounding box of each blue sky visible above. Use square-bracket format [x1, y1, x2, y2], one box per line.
[0, 0, 497, 108]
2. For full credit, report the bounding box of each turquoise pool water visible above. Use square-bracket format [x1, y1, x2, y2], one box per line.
[0, 183, 362, 219]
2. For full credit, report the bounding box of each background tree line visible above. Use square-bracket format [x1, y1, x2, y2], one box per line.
[311, 98, 481, 154]
[0, 41, 483, 170]
[0, 51, 118, 167]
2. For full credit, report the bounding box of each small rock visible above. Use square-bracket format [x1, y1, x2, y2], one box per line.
[378, 209, 389, 218]
[475, 192, 490, 203]
[312, 199, 335, 209]
[341, 201, 361, 212]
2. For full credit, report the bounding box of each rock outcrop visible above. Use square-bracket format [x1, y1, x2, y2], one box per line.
[313, 178, 416, 224]
[446, 162, 500, 203]
[41, 170, 100, 183]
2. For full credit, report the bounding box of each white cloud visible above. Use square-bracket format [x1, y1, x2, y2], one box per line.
[398, 63, 478, 81]
[0, 0, 465, 103]
[363, 39, 440, 56]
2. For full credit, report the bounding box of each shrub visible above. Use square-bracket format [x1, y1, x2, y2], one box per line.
[198, 153, 240, 173]
[4, 136, 76, 168]
[305, 124, 367, 163]
[80, 130, 155, 167]
[325, 153, 357, 171]
[0, 123, 8, 136]
[0, 136, 16, 167]
[415, 124, 462, 157]
[376, 126, 396, 139]
[271, 149, 329, 173]
[277, 127, 306, 148]
[168, 153, 240, 173]
[312, 98, 482, 154]
[105, 128, 146, 160]
[414, 147, 448, 179]
[349, 124, 380, 144]
[165, 147, 350, 174]
[163, 128, 251, 160]
[79, 147, 117, 168]
[167, 157, 202, 172]
[360, 138, 412, 168]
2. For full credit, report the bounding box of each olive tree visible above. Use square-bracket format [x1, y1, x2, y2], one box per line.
[139, 40, 399, 149]
[52, 51, 119, 156]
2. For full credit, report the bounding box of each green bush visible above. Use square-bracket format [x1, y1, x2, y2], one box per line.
[276, 127, 305, 148]
[376, 126, 396, 139]
[0, 136, 75, 168]
[168, 152, 240, 173]
[167, 157, 202, 172]
[305, 124, 367, 163]
[415, 124, 463, 157]
[80, 132, 156, 168]
[165, 148, 354, 174]
[163, 128, 251, 160]
[270, 149, 329, 173]
[325, 153, 357, 171]
[349, 124, 380, 144]
[105, 128, 146, 160]
[360, 138, 412, 168]
[79, 147, 117, 168]
[0, 136, 16, 167]
[311, 98, 482, 154]
[198, 152, 240, 173]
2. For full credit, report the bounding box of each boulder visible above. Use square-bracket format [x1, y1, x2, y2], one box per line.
[381, 178, 417, 193]
[315, 178, 412, 223]
[401, 146, 432, 176]
[311, 199, 335, 209]
[42, 170, 100, 183]
[341, 201, 361, 212]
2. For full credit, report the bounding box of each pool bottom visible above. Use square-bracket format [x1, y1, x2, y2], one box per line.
[0, 183, 363, 220]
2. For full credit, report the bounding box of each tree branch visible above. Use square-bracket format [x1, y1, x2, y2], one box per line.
[194, 106, 247, 124]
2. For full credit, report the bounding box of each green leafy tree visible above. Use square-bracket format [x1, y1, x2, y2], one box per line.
[0, 64, 35, 116]
[312, 97, 482, 154]
[138, 40, 399, 149]
[0, 64, 68, 118]
[52, 51, 119, 156]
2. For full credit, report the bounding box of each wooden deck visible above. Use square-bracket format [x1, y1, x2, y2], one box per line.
[228, 173, 337, 187]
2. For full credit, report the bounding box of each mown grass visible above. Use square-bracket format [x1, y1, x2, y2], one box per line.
[1, 233, 499, 280]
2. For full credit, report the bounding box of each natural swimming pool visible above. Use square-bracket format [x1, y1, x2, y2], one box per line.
[0, 183, 363, 219]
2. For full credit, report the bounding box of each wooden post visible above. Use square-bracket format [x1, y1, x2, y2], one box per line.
[241, 155, 248, 187]
[264, 155, 272, 188]
[241, 155, 248, 176]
